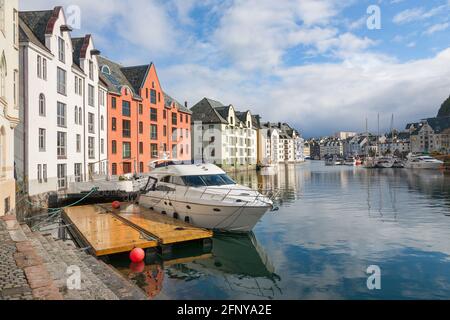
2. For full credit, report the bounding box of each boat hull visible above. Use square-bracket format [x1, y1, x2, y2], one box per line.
[139, 194, 270, 233]
[404, 162, 443, 170]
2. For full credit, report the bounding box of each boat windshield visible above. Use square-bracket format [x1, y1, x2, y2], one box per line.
[181, 174, 236, 187]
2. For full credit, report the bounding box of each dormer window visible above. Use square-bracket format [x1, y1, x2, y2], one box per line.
[101, 65, 110, 75]
[230, 117, 234, 125]
[58, 37, 65, 63]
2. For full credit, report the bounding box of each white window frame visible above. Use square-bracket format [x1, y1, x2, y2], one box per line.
[38, 128, 46, 151]
[58, 37, 65, 63]
[57, 131, 67, 158]
[57, 102, 66, 127]
[57, 164, 67, 190]
[57, 67, 66, 95]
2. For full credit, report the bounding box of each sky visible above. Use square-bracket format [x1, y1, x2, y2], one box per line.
[20, 0, 450, 138]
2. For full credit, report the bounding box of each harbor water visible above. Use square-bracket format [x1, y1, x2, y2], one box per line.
[111, 161, 450, 299]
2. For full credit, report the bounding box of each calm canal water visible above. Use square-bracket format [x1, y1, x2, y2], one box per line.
[111, 161, 450, 300]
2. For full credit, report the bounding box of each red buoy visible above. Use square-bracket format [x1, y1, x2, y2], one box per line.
[130, 248, 145, 263]
[112, 201, 121, 209]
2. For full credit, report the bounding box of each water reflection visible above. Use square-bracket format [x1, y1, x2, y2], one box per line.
[112, 162, 450, 299]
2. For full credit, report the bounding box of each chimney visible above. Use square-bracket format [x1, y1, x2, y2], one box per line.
[278, 122, 282, 129]
[185, 101, 188, 108]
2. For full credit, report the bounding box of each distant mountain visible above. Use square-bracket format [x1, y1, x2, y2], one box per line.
[438, 95, 450, 117]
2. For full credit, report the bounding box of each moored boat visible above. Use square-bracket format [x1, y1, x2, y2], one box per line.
[138, 161, 273, 233]
[404, 154, 444, 170]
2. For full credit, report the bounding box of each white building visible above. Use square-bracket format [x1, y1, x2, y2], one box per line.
[0, 0, 20, 215]
[261, 123, 304, 163]
[320, 139, 344, 158]
[191, 98, 258, 170]
[16, 7, 107, 197]
[258, 123, 280, 165]
[335, 131, 357, 140]
[408, 117, 450, 154]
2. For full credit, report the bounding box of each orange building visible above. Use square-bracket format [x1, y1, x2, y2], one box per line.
[98, 57, 192, 176]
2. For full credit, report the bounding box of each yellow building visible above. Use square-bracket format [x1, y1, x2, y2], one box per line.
[0, 0, 20, 215]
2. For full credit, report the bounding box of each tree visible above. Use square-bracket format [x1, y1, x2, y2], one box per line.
[438, 95, 450, 117]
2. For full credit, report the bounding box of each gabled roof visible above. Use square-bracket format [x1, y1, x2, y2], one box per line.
[121, 65, 151, 94]
[98, 56, 141, 99]
[163, 93, 192, 114]
[190, 98, 228, 124]
[19, 17, 50, 53]
[19, 10, 54, 45]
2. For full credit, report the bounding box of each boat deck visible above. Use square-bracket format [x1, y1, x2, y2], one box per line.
[63, 203, 213, 257]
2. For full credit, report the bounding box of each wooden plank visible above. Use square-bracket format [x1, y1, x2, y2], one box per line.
[64, 206, 158, 256]
[100, 203, 213, 245]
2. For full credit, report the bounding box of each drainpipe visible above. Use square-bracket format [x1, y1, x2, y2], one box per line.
[22, 46, 29, 194]
[83, 77, 86, 181]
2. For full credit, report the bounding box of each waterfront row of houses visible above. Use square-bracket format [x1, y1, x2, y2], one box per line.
[0, 5, 304, 215]
[306, 114, 450, 160]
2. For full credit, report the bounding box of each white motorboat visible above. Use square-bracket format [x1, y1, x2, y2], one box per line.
[404, 154, 444, 170]
[364, 157, 377, 169]
[138, 161, 273, 233]
[375, 157, 395, 169]
[344, 157, 357, 166]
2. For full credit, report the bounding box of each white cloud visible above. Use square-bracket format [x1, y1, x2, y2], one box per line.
[393, 5, 449, 24]
[423, 22, 450, 35]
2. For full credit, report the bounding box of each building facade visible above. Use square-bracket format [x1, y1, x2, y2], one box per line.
[99, 56, 191, 176]
[258, 123, 280, 165]
[191, 98, 258, 170]
[320, 139, 344, 159]
[0, 0, 20, 215]
[16, 7, 107, 196]
[408, 117, 450, 154]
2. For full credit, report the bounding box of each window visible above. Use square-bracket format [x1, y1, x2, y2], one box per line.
[43, 58, 47, 80]
[13, 70, 18, 107]
[180, 113, 184, 123]
[122, 120, 131, 137]
[4, 197, 10, 215]
[0, 0, 4, 33]
[88, 137, 95, 159]
[88, 85, 94, 106]
[151, 144, 158, 158]
[76, 134, 81, 153]
[57, 67, 66, 95]
[139, 122, 143, 134]
[57, 164, 67, 190]
[112, 117, 117, 131]
[39, 94, 46, 116]
[172, 113, 177, 125]
[37, 164, 42, 183]
[58, 37, 65, 62]
[150, 108, 157, 121]
[158, 92, 161, 102]
[99, 90, 105, 107]
[101, 116, 104, 131]
[151, 124, 158, 140]
[186, 115, 189, 124]
[39, 129, 46, 151]
[89, 60, 94, 80]
[186, 144, 189, 154]
[74, 164, 82, 182]
[139, 104, 143, 115]
[74, 106, 78, 124]
[122, 101, 131, 117]
[186, 129, 189, 138]
[150, 89, 157, 104]
[139, 142, 143, 154]
[57, 132, 67, 158]
[57, 102, 66, 127]
[112, 97, 117, 109]
[112, 140, 117, 154]
[43, 164, 47, 182]
[140, 162, 144, 173]
[0, 53, 6, 98]
[163, 110, 167, 119]
[37, 56, 42, 78]
[163, 125, 167, 137]
[123, 142, 131, 159]
[101, 139, 104, 154]
[172, 128, 177, 142]
[13, 9, 18, 47]
[78, 107, 82, 125]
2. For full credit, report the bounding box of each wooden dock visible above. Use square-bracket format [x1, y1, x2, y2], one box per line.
[62, 203, 213, 257]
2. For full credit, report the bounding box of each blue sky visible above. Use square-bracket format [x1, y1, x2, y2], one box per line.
[21, 0, 450, 137]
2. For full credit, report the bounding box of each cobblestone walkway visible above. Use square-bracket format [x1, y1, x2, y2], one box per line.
[0, 215, 147, 300]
